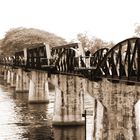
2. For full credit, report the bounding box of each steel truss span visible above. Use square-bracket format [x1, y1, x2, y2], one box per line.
[94, 37, 140, 83]
[0, 37, 140, 83]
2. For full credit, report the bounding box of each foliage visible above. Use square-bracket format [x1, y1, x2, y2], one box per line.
[135, 25, 140, 36]
[75, 33, 115, 53]
[1, 27, 67, 54]
[0, 39, 2, 47]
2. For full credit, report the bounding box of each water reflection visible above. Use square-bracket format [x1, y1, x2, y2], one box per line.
[53, 126, 85, 140]
[27, 104, 53, 140]
[0, 76, 95, 140]
[0, 83, 53, 139]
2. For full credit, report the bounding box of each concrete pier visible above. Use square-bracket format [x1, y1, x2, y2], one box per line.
[92, 99, 104, 140]
[87, 79, 140, 140]
[53, 126, 85, 140]
[4, 69, 7, 81]
[28, 71, 49, 103]
[5, 69, 16, 87]
[135, 100, 140, 140]
[7, 70, 11, 85]
[15, 69, 29, 92]
[52, 75, 85, 126]
[10, 70, 16, 88]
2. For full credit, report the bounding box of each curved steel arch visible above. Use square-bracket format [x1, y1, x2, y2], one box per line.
[93, 37, 140, 82]
[90, 47, 109, 68]
[53, 47, 110, 77]
[81, 47, 109, 80]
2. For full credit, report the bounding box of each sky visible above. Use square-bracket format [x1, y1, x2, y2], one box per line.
[0, 0, 140, 43]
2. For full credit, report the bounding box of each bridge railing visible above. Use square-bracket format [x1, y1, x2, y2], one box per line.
[0, 56, 15, 67]
[26, 57, 55, 70]
[1, 38, 140, 83]
[74, 56, 97, 70]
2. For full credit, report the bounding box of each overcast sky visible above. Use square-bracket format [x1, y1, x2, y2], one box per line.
[0, 0, 140, 43]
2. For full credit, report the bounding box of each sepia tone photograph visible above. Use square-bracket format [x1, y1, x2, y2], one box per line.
[0, 0, 140, 139]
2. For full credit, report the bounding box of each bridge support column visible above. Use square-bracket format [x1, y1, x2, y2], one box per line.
[4, 69, 7, 81]
[0, 66, 4, 77]
[15, 69, 29, 92]
[28, 71, 49, 103]
[100, 79, 139, 140]
[87, 79, 140, 140]
[10, 70, 16, 88]
[7, 70, 11, 84]
[91, 99, 105, 140]
[53, 126, 85, 140]
[52, 75, 85, 126]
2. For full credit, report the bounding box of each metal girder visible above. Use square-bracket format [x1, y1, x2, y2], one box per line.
[93, 37, 140, 83]
[1, 37, 140, 84]
[51, 43, 79, 73]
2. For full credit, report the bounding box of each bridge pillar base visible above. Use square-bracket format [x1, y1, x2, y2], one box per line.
[15, 69, 29, 93]
[7, 70, 11, 85]
[52, 121, 85, 126]
[87, 79, 140, 140]
[100, 79, 138, 140]
[28, 71, 49, 103]
[10, 71, 16, 88]
[52, 75, 85, 126]
[4, 69, 7, 81]
[53, 125, 85, 140]
[0, 67, 4, 77]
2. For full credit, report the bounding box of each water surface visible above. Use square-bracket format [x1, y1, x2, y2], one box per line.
[0, 79, 94, 140]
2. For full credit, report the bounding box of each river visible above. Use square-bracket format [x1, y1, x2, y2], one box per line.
[0, 77, 94, 140]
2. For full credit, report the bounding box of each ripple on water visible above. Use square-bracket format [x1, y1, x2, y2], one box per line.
[0, 79, 107, 140]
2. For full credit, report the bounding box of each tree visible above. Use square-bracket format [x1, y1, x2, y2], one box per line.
[75, 32, 114, 53]
[135, 25, 140, 36]
[1, 27, 67, 54]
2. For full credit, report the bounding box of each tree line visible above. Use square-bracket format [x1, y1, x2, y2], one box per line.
[0, 25, 140, 55]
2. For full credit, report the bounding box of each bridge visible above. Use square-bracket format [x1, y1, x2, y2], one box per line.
[0, 37, 140, 139]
